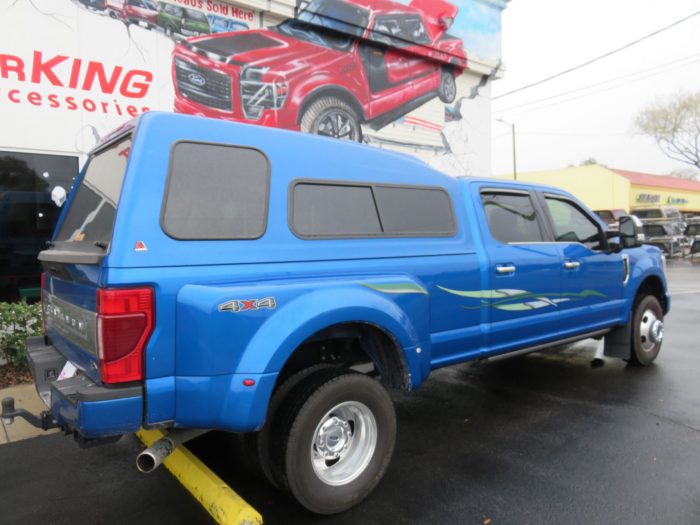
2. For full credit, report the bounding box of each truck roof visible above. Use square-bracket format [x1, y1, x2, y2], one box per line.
[131, 112, 458, 189]
[456, 175, 575, 196]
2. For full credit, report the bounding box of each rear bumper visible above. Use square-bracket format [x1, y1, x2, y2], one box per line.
[27, 336, 143, 439]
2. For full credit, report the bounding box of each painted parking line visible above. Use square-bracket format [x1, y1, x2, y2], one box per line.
[136, 429, 262, 525]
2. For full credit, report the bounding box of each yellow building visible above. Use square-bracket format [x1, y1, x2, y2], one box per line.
[508, 165, 700, 214]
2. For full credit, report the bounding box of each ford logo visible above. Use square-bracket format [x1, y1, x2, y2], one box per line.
[188, 73, 206, 87]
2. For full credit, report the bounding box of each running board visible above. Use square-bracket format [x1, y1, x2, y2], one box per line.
[367, 90, 439, 131]
[484, 329, 611, 362]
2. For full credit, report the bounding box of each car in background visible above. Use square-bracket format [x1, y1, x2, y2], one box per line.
[158, 2, 210, 38]
[594, 208, 627, 231]
[77, 0, 107, 11]
[107, 0, 158, 28]
[642, 221, 683, 258]
[208, 14, 249, 34]
[685, 218, 700, 260]
[172, 0, 466, 141]
[630, 206, 683, 222]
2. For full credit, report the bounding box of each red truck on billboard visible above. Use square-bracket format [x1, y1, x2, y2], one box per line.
[106, 0, 159, 28]
[172, 0, 466, 140]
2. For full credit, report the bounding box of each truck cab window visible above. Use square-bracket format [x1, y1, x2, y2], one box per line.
[545, 197, 603, 250]
[481, 192, 543, 243]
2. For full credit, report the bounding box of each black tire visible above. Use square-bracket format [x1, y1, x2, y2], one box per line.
[438, 69, 457, 104]
[244, 364, 333, 488]
[300, 97, 362, 142]
[629, 295, 664, 366]
[271, 368, 396, 514]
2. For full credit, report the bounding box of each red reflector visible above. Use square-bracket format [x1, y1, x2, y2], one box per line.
[243, 379, 256, 387]
[97, 287, 154, 384]
[40, 272, 47, 335]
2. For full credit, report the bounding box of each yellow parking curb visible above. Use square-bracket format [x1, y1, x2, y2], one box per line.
[136, 429, 263, 525]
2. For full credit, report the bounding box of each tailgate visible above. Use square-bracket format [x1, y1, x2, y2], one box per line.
[43, 271, 101, 383]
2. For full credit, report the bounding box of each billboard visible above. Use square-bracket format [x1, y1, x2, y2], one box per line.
[0, 0, 507, 175]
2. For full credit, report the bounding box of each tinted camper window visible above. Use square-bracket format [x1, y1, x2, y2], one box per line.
[162, 142, 269, 240]
[291, 181, 456, 238]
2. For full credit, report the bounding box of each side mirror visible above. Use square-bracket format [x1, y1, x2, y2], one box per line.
[619, 215, 644, 249]
[440, 16, 454, 29]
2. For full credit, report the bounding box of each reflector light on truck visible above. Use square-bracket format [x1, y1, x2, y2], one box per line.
[40, 272, 47, 335]
[96, 287, 154, 384]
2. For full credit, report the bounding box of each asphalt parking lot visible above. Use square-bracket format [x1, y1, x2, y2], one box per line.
[1, 260, 699, 525]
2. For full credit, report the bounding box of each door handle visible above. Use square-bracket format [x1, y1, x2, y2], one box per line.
[564, 260, 581, 270]
[495, 264, 516, 274]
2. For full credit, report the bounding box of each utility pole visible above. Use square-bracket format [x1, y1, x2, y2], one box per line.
[496, 118, 517, 181]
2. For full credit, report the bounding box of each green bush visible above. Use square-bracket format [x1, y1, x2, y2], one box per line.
[0, 301, 42, 368]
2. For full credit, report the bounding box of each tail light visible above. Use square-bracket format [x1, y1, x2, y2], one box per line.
[40, 272, 47, 335]
[96, 287, 154, 384]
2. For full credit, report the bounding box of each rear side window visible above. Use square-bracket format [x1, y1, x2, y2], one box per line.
[291, 182, 456, 238]
[162, 142, 269, 240]
[54, 135, 132, 248]
[374, 186, 455, 234]
[481, 191, 544, 243]
[292, 183, 382, 236]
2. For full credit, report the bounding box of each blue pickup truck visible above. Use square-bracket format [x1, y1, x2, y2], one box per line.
[2, 112, 669, 514]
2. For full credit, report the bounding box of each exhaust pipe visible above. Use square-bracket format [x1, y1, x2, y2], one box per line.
[136, 428, 208, 473]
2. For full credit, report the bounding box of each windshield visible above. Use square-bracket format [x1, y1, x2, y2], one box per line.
[276, 19, 354, 51]
[297, 0, 369, 37]
[186, 8, 208, 22]
[53, 135, 131, 249]
[643, 225, 668, 237]
[632, 209, 663, 219]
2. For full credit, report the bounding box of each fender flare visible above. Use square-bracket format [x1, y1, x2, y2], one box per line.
[295, 83, 367, 124]
[234, 286, 426, 380]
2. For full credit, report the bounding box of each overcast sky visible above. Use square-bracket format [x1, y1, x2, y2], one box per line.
[490, 0, 700, 177]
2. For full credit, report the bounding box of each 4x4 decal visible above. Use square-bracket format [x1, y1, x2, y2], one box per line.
[218, 297, 276, 313]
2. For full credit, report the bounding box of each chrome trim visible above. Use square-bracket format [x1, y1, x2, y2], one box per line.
[495, 265, 516, 274]
[622, 254, 630, 285]
[43, 292, 97, 356]
[564, 260, 581, 269]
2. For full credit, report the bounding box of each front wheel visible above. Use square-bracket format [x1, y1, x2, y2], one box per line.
[438, 69, 457, 104]
[272, 368, 396, 514]
[300, 97, 362, 142]
[629, 295, 664, 366]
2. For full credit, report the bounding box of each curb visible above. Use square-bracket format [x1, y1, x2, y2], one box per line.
[136, 428, 263, 525]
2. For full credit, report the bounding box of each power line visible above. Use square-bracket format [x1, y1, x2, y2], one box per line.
[493, 9, 700, 100]
[494, 52, 700, 114]
[494, 55, 700, 117]
[492, 131, 628, 140]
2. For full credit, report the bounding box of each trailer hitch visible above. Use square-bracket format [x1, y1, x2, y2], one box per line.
[1, 397, 59, 431]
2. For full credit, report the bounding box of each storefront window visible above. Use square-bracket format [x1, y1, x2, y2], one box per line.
[0, 151, 78, 302]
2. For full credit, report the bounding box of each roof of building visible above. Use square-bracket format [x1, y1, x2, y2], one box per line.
[610, 168, 700, 192]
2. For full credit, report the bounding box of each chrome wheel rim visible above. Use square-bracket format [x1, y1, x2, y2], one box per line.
[310, 401, 377, 486]
[316, 111, 359, 140]
[639, 309, 663, 352]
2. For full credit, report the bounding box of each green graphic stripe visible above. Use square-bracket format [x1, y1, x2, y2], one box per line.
[359, 282, 429, 295]
[458, 289, 608, 311]
[437, 286, 529, 299]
